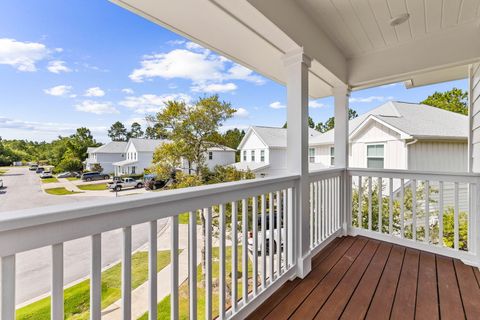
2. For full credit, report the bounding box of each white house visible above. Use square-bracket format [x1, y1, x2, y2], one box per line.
[84, 141, 128, 174]
[310, 101, 468, 173]
[235, 102, 468, 177]
[231, 126, 323, 176]
[112, 138, 236, 176]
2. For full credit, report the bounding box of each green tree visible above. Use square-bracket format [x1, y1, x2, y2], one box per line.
[148, 94, 235, 285]
[144, 123, 168, 140]
[108, 121, 128, 141]
[282, 116, 316, 129]
[315, 109, 358, 133]
[421, 88, 468, 115]
[57, 158, 83, 173]
[128, 122, 144, 139]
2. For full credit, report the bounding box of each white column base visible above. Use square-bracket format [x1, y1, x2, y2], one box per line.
[296, 252, 312, 279]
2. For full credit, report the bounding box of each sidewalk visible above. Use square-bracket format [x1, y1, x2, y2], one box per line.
[101, 222, 202, 320]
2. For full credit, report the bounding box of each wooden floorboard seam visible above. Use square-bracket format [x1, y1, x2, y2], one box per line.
[292, 238, 369, 319]
[321, 240, 383, 319]
[387, 246, 407, 320]
[356, 243, 393, 320]
[452, 258, 469, 318]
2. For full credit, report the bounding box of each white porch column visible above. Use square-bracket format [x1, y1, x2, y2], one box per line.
[283, 48, 312, 278]
[333, 86, 350, 168]
[333, 86, 351, 236]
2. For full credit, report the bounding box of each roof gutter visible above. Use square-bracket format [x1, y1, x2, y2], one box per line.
[405, 139, 418, 169]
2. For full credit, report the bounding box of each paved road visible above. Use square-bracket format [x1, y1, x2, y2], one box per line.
[0, 167, 168, 305]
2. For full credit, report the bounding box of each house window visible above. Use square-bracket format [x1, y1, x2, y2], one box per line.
[208, 151, 213, 160]
[309, 148, 315, 163]
[132, 166, 136, 174]
[367, 144, 384, 169]
[260, 150, 265, 162]
[243, 150, 247, 161]
[330, 147, 335, 166]
[251, 150, 255, 162]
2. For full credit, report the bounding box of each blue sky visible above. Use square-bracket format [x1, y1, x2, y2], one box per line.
[0, 0, 467, 142]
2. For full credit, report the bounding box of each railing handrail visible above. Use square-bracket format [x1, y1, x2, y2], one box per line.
[347, 167, 480, 183]
[308, 167, 345, 182]
[0, 175, 299, 257]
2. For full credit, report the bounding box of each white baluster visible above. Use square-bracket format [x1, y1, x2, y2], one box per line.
[90, 234, 101, 320]
[51, 243, 64, 320]
[188, 211, 197, 319]
[242, 199, 249, 304]
[1, 255, 15, 320]
[171, 215, 179, 320]
[231, 201, 238, 311]
[219, 205, 226, 319]
[205, 208, 212, 320]
[122, 226, 132, 320]
[148, 221, 157, 320]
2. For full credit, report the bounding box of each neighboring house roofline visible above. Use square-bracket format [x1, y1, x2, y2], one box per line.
[237, 127, 269, 150]
[349, 115, 413, 140]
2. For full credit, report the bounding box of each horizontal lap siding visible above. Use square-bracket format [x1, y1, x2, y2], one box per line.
[471, 63, 480, 173]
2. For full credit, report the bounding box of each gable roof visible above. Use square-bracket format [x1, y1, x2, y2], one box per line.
[238, 126, 322, 149]
[310, 101, 468, 145]
[129, 138, 168, 152]
[93, 141, 128, 154]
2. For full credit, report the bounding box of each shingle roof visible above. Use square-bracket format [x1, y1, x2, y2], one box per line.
[129, 138, 168, 152]
[93, 141, 128, 154]
[310, 101, 468, 145]
[248, 126, 322, 148]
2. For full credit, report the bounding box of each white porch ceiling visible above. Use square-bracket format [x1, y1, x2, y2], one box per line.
[112, 0, 480, 97]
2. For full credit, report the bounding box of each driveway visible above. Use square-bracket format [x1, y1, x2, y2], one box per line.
[0, 167, 168, 306]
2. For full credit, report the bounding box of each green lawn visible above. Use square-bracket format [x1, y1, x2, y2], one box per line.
[41, 177, 59, 184]
[66, 177, 80, 181]
[139, 246, 252, 320]
[44, 187, 81, 195]
[17, 250, 180, 320]
[0, 169, 8, 175]
[178, 212, 201, 225]
[77, 183, 108, 191]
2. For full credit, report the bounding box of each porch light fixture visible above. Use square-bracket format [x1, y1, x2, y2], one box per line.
[390, 13, 410, 27]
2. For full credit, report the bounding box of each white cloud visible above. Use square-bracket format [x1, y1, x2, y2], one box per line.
[191, 82, 237, 93]
[235, 107, 249, 118]
[47, 60, 71, 73]
[349, 96, 393, 103]
[44, 85, 72, 97]
[167, 39, 185, 46]
[309, 100, 325, 109]
[122, 88, 134, 95]
[0, 38, 51, 72]
[129, 45, 265, 92]
[269, 101, 286, 109]
[75, 100, 118, 114]
[0, 116, 107, 136]
[119, 93, 192, 114]
[84, 87, 105, 97]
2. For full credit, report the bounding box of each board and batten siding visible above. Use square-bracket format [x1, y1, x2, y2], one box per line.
[408, 141, 468, 173]
[350, 121, 407, 169]
[470, 63, 480, 173]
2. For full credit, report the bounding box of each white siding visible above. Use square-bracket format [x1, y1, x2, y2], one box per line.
[240, 132, 269, 164]
[87, 153, 125, 174]
[268, 149, 287, 174]
[408, 141, 468, 173]
[470, 63, 480, 172]
[350, 121, 407, 169]
[205, 151, 236, 169]
[313, 145, 333, 167]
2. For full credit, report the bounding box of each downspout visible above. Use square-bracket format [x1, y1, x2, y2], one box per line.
[405, 139, 418, 169]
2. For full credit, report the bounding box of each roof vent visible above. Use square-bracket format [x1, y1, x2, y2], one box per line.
[390, 13, 410, 27]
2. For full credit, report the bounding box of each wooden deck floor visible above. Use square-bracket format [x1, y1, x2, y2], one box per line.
[248, 236, 480, 320]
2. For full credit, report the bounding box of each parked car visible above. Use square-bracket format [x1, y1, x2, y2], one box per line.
[29, 164, 38, 171]
[40, 172, 53, 179]
[35, 167, 45, 174]
[57, 172, 72, 178]
[108, 178, 144, 192]
[81, 172, 110, 182]
[247, 214, 284, 256]
[144, 178, 168, 190]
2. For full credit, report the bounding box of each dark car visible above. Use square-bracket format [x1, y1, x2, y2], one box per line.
[35, 167, 45, 174]
[81, 172, 110, 182]
[144, 178, 168, 190]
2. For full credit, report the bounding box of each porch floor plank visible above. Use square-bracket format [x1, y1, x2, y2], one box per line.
[248, 236, 480, 320]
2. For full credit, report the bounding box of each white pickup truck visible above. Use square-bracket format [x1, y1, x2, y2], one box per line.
[108, 178, 144, 192]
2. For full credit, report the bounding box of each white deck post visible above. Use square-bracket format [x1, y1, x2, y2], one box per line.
[283, 48, 312, 278]
[333, 85, 351, 236]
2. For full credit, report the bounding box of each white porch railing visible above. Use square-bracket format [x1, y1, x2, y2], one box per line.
[347, 168, 480, 266]
[0, 175, 298, 320]
[1, 168, 480, 319]
[308, 168, 345, 254]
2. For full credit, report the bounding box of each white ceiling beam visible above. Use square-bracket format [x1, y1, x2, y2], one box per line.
[348, 24, 480, 88]
[247, 0, 348, 88]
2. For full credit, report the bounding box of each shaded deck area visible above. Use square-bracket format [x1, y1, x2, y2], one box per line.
[249, 236, 480, 320]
